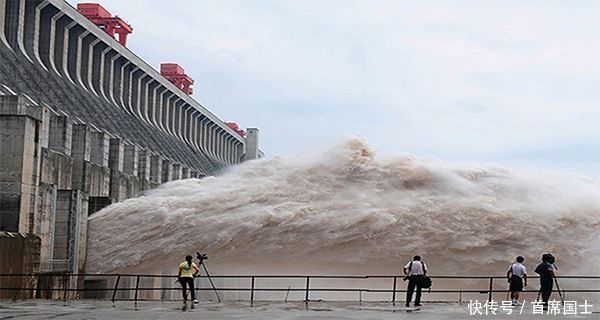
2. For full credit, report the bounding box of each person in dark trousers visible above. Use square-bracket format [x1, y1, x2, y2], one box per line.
[507, 256, 528, 306]
[534, 253, 555, 309]
[178, 255, 200, 303]
[403, 255, 427, 307]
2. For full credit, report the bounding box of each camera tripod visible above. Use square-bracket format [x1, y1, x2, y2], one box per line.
[195, 252, 221, 303]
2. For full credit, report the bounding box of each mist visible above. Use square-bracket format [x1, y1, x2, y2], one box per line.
[87, 138, 600, 277]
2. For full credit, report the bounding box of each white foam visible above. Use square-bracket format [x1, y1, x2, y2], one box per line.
[87, 138, 600, 276]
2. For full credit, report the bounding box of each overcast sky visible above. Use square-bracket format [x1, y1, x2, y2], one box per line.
[69, 0, 600, 177]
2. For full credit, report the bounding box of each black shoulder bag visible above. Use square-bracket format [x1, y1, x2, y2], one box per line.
[421, 261, 433, 290]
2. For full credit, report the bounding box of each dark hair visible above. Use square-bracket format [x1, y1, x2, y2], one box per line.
[516, 256, 524, 263]
[413, 255, 421, 261]
[185, 255, 193, 267]
[542, 253, 555, 264]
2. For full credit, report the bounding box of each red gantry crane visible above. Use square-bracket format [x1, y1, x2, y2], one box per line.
[77, 3, 133, 47]
[160, 63, 194, 95]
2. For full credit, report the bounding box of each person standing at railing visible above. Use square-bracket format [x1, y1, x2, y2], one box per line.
[178, 255, 200, 304]
[403, 255, 427, 307]
[507, 256, 528, 306]
[534, 253, 556, 310]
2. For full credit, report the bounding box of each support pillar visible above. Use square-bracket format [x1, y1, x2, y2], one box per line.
[171, 163, 181, 181]
[137, 148, 151, 190]
[161, 158, 171, 183]
[108, 138, 124, 200]
[149, 154, 162, 184]
[48, 114, 72, 156]
[245, 128, 260, 161]
[71, 124, 91, 191]
[123, 143, 138, 176]
[0, 95, 42, 232]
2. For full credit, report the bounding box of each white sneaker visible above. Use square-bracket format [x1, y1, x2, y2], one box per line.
[193, 299, 199, 304]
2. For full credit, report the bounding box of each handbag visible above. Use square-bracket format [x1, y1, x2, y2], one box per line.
[407, 261, 433, 289]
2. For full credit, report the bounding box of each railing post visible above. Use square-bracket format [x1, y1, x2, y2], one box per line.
[392, 276, 397, 305]
[250, 276, 255, 306]
[304, 276, 310, 303]
[111, 274, 121, 303]
[488, 277, 493, 302]
[134, 275, 141, 309]
[63, 273, 70, 303]
[34, 273, 39, 299]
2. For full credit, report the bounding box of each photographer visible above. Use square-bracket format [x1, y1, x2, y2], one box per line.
[178, 255, 200, 304]
[534, 253, 556, 310]
[403, 255, 427, 307]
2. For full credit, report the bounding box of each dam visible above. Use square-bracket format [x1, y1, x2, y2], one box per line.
[0, 0, 260, 297]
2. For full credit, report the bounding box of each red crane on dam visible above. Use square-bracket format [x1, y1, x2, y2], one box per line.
[160, 63, 195, 95]
[77, 3, 133, 47]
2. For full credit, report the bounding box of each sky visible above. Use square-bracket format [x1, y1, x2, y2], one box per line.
[69, 0, 600, 177]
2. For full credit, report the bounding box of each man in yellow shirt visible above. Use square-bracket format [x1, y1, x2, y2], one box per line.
[178, 255, 200, 303]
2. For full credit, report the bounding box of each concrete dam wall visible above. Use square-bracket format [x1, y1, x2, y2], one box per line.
[0, 0, 259, 285]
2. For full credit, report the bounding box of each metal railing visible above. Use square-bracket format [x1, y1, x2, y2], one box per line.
[1, 273, 598, 306]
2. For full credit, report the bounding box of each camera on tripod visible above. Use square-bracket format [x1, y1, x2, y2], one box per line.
[196, 252, 208, 262]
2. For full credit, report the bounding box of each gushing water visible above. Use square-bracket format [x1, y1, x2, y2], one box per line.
[87, 138, 600, 276]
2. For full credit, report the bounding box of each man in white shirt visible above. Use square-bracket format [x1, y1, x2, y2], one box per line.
[507, 256, 528, 306]
[403, 255, 427, 307]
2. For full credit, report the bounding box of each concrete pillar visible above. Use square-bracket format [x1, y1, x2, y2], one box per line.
[48, 114, 72, 156]
[119, 61, 132, 113]
[61, 21, 79, 84]
[75, 31, 91, 89]
[65, 23, 85, 86]
[181, 167, 189, 179]
[190, 171, 199, 179]
[190, 112, 199, 150]
[99, 47, 115, 102]
[171, 163, 181, 181]
[245, 128, 260, 160]
[71, 124, 91, 191]
[200, 118, 209, 153]
[140, 78, 154, 124]
[149, 154, 162, 184]
[161, 158, 171, 183]
[53, 190, 88, 274]
[52, 14, 71, 78]
[85, 131, 110, 197]
[0, 0, 9, 48]
[89, 130, 109, 167]
[137, 149, 153, 191]
[14, 0, 31, 62]
[236, 142, 244, 164]
[216, 130, 224, 163]
[91, 43, 110, 98]
[108, 138, 124, 200]
[129, 68, 144, 117]
[107, 54, 122, 106]
[158, 91, 171, 133]
[137, 149, 150, 182]
[123, 143, 138, 176]
[225, 136, 233, 165]
[146, 82, 159, 128]
[86, 38, 101, 95]
[0, 95, 42, 232]
[207, 123, 217, 159]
